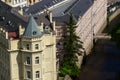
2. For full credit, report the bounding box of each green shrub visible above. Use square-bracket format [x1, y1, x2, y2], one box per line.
[60, 62, 80, 77]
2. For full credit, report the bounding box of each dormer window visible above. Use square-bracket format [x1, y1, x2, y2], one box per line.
[33, 31, 37, 35]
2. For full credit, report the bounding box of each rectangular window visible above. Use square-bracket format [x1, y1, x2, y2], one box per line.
[35, 44, 39, 50]
[26, 57, 30, 64]
[36, 71, 39, 78]
[26, 71, 31, 79]
[26, 44, 30, 50]
[35, 57, 39, 64]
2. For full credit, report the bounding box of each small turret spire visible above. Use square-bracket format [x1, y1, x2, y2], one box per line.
[23, 16, 42, 38]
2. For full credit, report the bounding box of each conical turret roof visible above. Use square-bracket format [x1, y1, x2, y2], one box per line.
[23, 16, 42, 38]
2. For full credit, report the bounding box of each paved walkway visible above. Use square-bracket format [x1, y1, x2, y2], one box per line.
[76, 39, 120, 80]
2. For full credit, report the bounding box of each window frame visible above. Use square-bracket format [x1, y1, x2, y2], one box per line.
[35, 57, 39, 64]
[26, 44, 30, 50]
[26, 71, 31, 79]
[35, 44, 39, 50]
[26, 56, 30, 65]
[35, 71, 40, 79]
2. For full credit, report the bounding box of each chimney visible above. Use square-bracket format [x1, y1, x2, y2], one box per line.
[45, 10, 53, 22]
[5, 31, 8, 39]
[52, 21, 55, 31]
[19, 25, 24, 36]
[40, 22, 44, 32]
[49, 11, 52, 23]
[19, 8, 23, 15]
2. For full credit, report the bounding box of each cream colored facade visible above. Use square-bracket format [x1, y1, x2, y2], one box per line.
[1, 0, 27, 7]
[27, 0, 40, 6]
[76, 0, 107, 54]
[0, 16, 57, 80]
[1, 0, 40, 7]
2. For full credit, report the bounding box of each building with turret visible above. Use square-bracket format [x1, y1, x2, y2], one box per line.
[0, 8, 56, 80]
[27, 0, 106, 63]
[0, 0, 107, 69]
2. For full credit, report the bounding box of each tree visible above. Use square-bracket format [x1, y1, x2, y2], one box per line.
[60, 61, 80, 77]
[60, 14, 83, 77]
[64, 14, 83, 63]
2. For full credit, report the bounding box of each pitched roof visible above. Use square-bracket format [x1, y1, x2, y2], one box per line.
[24, 0, 64, 15]
[23, 16, 42, 38]
[0, 1, 27, 32]
[69, 0, 92, 19]
[53, 0, 93, 24]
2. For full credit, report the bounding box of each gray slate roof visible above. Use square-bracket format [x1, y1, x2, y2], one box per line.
[0, 0, 93, 33]
[23, 0, 92, 25]
[0, 1, 52, 31]
[69, 0, 92, 20]
[24, 0, 64, 15]
[50, 0, 76, 17]
[33, 13, 51, 26]
[53, 0, 93, 24]
[23, 16, 42, 38]
[0, 1, 27, 32]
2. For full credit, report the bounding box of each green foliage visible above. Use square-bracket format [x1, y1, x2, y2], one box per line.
[63, 14, 83, 63]
[60, 14, 83, 77]
[60, 62, 80, 77]
[116, 29, 120, 34]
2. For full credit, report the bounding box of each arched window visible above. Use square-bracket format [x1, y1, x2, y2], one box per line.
[35, 57, 39, 64]
[36, 71, 40, 78]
